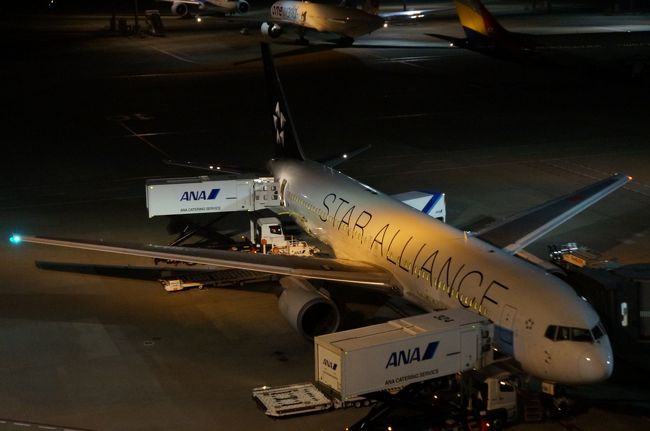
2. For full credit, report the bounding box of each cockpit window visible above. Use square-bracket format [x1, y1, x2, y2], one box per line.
[591, 322, 606, 340]
[571, 328, 592, 342]
[544, 324, 597, 342]
[544, 325, 557, 340]
[558, 326, 571, 341]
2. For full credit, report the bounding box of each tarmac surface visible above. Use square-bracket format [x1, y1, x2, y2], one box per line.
[1, 2, 650, 430]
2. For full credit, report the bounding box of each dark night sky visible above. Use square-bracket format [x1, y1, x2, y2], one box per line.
[8, 0, 650, 14]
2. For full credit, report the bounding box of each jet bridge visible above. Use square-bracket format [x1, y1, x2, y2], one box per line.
[146, 176, 281, 218]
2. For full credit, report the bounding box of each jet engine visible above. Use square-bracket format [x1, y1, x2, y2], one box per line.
[261, 22, 283, 38]
[171, 1, 191, 17]
[237, 0, 250, 14]
[278, 277, 340, 339]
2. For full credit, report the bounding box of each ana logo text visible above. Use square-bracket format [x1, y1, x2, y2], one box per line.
[323, 358, 338, 371]
[386, 341, 439, 368]
[180, 189, 220, 202]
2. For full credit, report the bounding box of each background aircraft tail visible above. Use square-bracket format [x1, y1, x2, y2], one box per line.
[453, 0, 509, 44]
[261, 43, 306, 161]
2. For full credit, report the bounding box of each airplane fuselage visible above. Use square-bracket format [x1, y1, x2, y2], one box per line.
[167, 0, 248, 17]
[269, 1, 385, 38]
[270, 158, 613, 384]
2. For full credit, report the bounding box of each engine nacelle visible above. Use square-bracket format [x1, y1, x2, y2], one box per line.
[237, 0, 250, 14]
[171, 1, 191, 17]
[261, 22, 283, 39]
[278, 277, 340, 340]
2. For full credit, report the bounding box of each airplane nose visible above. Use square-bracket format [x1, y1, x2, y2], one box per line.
[578, 341, 614, 383]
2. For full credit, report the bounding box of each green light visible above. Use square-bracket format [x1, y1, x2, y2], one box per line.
[9, 234, 22, 245]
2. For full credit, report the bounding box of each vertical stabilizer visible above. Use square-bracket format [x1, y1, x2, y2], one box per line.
[453, 0, 508, 43]
[261, 43, 306, 161]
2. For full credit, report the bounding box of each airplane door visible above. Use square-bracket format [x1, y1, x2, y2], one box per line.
[496, 304, 517, 356]
[279, 179, 287, 206]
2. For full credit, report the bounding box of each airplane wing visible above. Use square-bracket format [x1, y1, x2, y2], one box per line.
[12, 235, 395, 287]
[474, 173, 631, 254]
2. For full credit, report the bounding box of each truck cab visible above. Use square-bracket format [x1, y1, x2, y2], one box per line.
[479, 374, 518, 423]
[466, 366, 518, 425]
[256, 217, 288, 249]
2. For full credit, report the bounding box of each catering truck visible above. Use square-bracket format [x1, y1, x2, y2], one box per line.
[315, 309, 493, 400]
[253, 309, 494, 417]
[253, 309, 567, 425]
[145, 175, 319, 256]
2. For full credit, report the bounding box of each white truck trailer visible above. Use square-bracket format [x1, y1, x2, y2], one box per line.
[315, 309, 493, 401]
[253, 309, 494, 417]
[145, 176, 281, 217]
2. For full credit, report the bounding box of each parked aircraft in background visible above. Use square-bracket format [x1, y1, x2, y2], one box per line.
[12, 43, 630, 386]
[261, 0, 446, 44]
[158, 0, 249, 17]
[430, 0, 650, 68]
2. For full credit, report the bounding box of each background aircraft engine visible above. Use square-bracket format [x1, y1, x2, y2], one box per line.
[261, 22, 283, 38]
[237, 0, 250, 14]
[278, 277, 340, 339]
[171, 2, 190, 17]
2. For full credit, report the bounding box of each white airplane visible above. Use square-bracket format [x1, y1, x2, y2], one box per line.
[158, 0, 250, 18]
[261, 0, 445, 43]
[12, 43, 630, 386]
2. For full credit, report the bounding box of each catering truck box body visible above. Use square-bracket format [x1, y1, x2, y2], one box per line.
[145, 176, 280, 217]
[315, 309, 492, 400]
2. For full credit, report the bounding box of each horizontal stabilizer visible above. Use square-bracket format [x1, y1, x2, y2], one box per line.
[163, 159, 262, 175]
[318, 144, 372, 167]
[392, 191, 446, 222]
[475, 173, 631, 254]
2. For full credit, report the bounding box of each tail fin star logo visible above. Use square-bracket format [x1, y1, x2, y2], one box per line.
[273, 101, 286, 145]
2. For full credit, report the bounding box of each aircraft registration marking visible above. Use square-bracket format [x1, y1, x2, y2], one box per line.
[271, 3, 299, 21]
